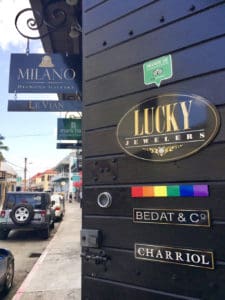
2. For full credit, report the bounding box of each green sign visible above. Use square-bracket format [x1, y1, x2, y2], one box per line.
[16, 176, 22, 182]
[71, 174, 80, 181]
[57, 118, 82, 140]
[143, 54, 173, 87]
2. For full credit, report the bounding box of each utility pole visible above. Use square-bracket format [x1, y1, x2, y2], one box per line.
[0, 134, 5, 171]
[24, 157, 27, 191]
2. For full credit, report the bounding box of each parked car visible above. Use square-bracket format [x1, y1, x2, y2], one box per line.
[51, 193, 65, 221]
[0, 248, 14, 294]
[0, 192, 55, 240]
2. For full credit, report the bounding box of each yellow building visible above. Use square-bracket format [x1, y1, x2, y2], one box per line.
[29, 169, 57, 192]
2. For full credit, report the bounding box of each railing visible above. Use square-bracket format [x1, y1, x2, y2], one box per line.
[51, 172, 69, 182]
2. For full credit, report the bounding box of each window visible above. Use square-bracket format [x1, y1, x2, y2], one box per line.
[5, 193, 45, 209]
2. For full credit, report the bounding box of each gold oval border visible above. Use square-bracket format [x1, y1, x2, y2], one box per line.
[116, 93, 221, 162]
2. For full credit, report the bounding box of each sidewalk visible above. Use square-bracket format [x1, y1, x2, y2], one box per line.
[12, 201, 81, 300]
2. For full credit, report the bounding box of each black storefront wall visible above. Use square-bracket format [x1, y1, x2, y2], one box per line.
[82, 1, 225, 299]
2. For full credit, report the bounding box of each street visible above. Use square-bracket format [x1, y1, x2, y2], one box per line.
[0, 222, 60, 300]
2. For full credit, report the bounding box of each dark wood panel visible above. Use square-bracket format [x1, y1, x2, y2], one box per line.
[84, 128, 119, 156]
[83, 183, 225, 220]
[84, 2, 225, 66]
[83, 276, 199, 300]
[84, 116, 225, 157]
[82, 217, 225, 258]
[84, 36, 225, 103]
[84, 96, 225, 132]
[83, 0, 156, 33]
[83, 71, 225, 128]
[82, 250, 225, 299]
[83, 144, 225, 184]
[83, 0, 106, 12]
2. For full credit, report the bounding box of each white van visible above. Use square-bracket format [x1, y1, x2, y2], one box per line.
[51, 194, 65, 221]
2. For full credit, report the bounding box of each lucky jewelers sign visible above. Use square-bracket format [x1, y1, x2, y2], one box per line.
[116, 94, 220, 162]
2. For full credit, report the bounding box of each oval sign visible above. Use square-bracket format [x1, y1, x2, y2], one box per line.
[116, 94, 220, 162]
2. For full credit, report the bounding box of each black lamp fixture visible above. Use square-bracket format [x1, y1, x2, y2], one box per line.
[66, 0, 81, 39]
[69, 18, 82, 39]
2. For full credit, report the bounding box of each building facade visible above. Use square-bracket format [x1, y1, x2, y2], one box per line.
[51, 151, 82, 200]
[0, 161, 17, 205]
[29, 169, 57, 192]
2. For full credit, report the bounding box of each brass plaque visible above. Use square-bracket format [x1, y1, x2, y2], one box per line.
[135, 244, 214, 269]
[133, 208, 210, 227]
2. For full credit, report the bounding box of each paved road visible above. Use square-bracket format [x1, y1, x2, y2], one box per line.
[0, 221, 60, 300]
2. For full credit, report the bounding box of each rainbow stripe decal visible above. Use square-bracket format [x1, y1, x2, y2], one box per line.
[131, 185, 209, 198]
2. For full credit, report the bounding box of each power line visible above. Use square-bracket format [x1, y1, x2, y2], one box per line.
[5, 160, 23, 170]
[6, 133, 53, 138]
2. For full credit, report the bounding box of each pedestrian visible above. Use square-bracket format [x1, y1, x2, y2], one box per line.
[69, 193, 72, 203]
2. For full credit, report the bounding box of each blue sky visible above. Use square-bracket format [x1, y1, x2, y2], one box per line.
[0, 0, 72, 178]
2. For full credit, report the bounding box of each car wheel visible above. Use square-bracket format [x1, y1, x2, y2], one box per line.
[3, 259, 14, 293]
[10, 204, 34, 225]
[40, 227, 50, 239]
[0, 230, 9, 240]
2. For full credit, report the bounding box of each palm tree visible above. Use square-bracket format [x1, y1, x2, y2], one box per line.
[0, 140, 9, 169]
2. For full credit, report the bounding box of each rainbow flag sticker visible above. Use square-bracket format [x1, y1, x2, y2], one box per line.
[131, 185, 208, 198]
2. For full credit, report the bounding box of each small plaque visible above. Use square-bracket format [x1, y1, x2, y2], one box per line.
[135, 244, 214, 269]
[143, 55, 173, 87]
[133, 208, 210, 227]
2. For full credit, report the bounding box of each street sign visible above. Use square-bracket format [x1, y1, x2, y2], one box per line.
[8, 100, 82, 112]
[16, 176, 22, 183]
[56, 142, 82, 149]
[143, 54, 173, 87]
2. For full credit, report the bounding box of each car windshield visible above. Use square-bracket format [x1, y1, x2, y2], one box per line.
[5, 194, 45, 210]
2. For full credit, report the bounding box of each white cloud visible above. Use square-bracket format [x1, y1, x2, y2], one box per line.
[0, 0, 28, 50]
[36, 46, 44, 54]
[0, 0, 43, 51]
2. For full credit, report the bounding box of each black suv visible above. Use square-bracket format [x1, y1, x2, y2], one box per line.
[0, 192, 55, 240]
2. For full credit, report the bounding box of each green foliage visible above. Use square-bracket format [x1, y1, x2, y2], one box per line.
[0, 140, 9, 162]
